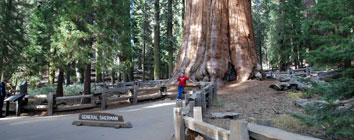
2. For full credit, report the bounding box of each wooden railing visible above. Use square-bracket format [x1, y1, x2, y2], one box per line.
[173, 82, 321, 140]
[4, 80, 171, 116]
[176, 82, 216, 113]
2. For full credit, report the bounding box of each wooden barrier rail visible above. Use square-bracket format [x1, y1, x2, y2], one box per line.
[4, 80, 173, 116]
[7, 80, 214, 117]
[19, 80, 170, 115]
[174, 107, 321, 140]
[173, 82, 321, 140]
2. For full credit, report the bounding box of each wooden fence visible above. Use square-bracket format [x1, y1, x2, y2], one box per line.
[173, 83, 321, 140]
[176, 82, 217, 115]
[4, 80, 170, 116]
[269, 67, 313, 78]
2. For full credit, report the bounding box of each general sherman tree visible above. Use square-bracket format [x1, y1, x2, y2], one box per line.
[172, 0, 258, 86]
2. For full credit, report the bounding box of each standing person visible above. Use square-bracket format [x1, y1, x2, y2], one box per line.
[0, 80, 8, 118]
[177, 72, 194, 100]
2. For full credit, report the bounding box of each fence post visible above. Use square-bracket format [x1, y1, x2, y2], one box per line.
[201, 89, 206, 112]
[229, 120, 249, 140]
[20, 80, 28, 106]
[196, 92, 202, 107]
[132, 87, 138, 104]
[5, 101, 10, 116]
[101, 88, 107, 109]
[185, 92, 190, 105]
[207, 85, 213, 107]
[15, 98, 22, 116]
[306, 66, 311, 76]
[193, 107, 204, 140]
[213, 82, 217, 99]
[173, 107, 186, 140]
[188, 101, 195, 117]
[47, 92, 54, 116]
[176, 100, 183, 107]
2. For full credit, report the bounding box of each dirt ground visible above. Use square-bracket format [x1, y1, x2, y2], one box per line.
[203, 80, 326, 139]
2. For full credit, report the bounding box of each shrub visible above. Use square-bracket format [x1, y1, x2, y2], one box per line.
[289, 77, 354, 138]
[28, 83, 102, 96]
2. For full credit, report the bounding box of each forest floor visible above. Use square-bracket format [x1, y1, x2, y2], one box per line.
[203, 79, 327, 139]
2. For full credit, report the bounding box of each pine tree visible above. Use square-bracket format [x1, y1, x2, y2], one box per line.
[153, 0, 161, 80]
[266, 0, 305, 70]
[0, 0, 28, 80]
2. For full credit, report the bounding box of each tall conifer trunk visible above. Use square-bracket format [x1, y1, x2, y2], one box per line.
[167, 0, 173, 78]
[56, 69, 64, 97]
[172, 0, 258, 86]
[153, 0, 161, 80]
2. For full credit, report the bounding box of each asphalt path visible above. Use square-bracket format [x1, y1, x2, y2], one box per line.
[0, 100, 176, 140]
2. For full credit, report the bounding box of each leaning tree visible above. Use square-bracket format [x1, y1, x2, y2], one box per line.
[171, 0, 259, 86]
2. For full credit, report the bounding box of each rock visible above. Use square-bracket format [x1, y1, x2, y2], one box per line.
[248, 117, 256, 121]
[295, 99, 327, 107]
[271, 76, 307, 91]
[249, 118, 274, 127]
[289, 78, 306, 90]
[210, 112, 239, 119]
[295, 73, 307, 77]
[255, 72, 262, 80]
[270, 84, 281, 91]
[277, 76, 290, 82]
[255, 119, 274, 127]
[279, 82, 290, 90]
[266, 71, 274, 79]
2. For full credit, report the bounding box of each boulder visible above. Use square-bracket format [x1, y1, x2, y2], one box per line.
[289, 77, 306, 90]
[270, 82, 289, 91]
[255, 72, 263, 80]
[255, 119, 274, 127]
[270, 83, 282, 91]
[295, 99, 327, 107]
[277, 76, 290, 82]
[249, 117, 274, 127]
[210, 112, 239, 119]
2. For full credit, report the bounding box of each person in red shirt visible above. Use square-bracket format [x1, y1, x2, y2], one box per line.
[177, 72, 194, 100]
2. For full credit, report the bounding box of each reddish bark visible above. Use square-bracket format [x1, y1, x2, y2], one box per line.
[172, 0, 258, 86]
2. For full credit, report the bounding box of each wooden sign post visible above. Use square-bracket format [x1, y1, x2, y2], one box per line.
[72, 112, 132, 129]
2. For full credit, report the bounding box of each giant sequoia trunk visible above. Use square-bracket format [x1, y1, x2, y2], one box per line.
[172, 0, 258, 86]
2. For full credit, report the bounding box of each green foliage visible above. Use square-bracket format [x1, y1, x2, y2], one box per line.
[132, 0, 183, 80]
[264, 0, 306, 70]
[28, 83, 100, 96]
[303, 77, 354, 101]
[290, 71, 354, 138]
[290, 102, 354, 137]
[0, 0, 29, 80]
[28, 84, 56, 95]
[306, 0, 354, 68]
[264, 0, 354, 138]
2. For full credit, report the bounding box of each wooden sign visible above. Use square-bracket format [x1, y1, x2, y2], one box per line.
[79, 113, 124, 122]
[4, 94, 25, 102]
[73, 112, 132, 129]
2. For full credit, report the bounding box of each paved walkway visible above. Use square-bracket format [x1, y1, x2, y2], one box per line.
[0, 100, 175, 140]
